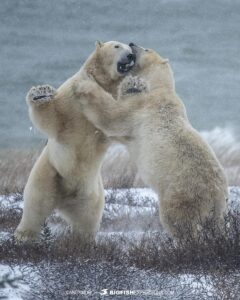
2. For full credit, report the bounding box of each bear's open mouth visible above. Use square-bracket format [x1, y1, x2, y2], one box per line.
[117, 59, 135, 74]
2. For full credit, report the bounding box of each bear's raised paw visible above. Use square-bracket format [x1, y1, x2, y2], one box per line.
[27, 85, 56, 105]
[120, 76, 149, 96]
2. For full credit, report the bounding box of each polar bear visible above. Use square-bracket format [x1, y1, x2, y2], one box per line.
[76, 43, 228, 238]
[15, 41, 135, 241]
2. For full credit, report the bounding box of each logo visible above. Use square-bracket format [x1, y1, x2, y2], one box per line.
[100, 289, 108, 296]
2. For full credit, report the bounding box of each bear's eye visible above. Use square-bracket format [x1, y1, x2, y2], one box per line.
[114, 45, 120, 49]
[145, 49, 149, 52]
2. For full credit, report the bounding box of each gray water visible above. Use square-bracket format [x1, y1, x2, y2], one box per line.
[0, 0, 240, 148]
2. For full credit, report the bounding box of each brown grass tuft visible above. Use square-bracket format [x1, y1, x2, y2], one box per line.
[0, 149, 41, 194]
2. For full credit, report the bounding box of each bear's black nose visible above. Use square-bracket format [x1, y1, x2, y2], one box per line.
[129, 43, 135, 47]
[127, 53, 135, 60]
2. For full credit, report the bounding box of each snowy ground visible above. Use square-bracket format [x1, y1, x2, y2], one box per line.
[0, 265, 29, 300]
[1, 187, 240, 299]
[1, 186, 239, 230]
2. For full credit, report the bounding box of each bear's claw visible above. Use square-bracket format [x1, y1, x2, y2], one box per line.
[28, 85, 56, 105]
[121, 76, 148, 96]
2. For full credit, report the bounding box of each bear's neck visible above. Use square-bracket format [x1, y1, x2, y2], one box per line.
[84, 52, 121, 99]
[142, 64, 175, 96]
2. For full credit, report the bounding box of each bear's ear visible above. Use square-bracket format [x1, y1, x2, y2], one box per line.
[95, 40, 104, 49]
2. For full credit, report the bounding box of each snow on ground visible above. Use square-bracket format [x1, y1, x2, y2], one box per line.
[0, 231, 11, 241]
[0, 187, 240, 235]
[1, 187, 240, 299]
[105, 188, 158, 206]
[0, 186, 240, 214]
[0, 194, 23, 210]
[179, 274, 215, 298]
[228, 186, 240, 212]
[104, 187, 240, 220]
[0, 265, 30, 300]
[1, 186, 240, 246]
[0, 264, 216, 300]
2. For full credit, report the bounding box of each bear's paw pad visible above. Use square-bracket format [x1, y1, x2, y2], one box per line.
[28, 85, 56, 104]
[121, 76, 148, 95]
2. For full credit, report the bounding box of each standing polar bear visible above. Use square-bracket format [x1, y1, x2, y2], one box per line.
[77, 44, 228, 238]
[15, 41, 136, 241]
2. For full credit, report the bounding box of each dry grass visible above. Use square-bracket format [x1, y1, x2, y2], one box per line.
[1, 136, 240, 195]
[216, 151, 240, 186]
[0, 145, 142, 195]
[1, 208, 240, 299]
[1, 191, 240, 299]
[128, 211, 240, 273]
[201, 128, 240, 186]
[101, 145, 145, 188]
[0, 149, 40, 194]
[1, 192, 240, 272]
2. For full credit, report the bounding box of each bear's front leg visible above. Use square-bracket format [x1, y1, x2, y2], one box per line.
[26, 85, 59, 137]
[118, 75, 149, 100]
[75, 79, 148, 137]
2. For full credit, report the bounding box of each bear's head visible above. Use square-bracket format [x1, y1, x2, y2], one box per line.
[95, 41, 136, 79]
[83, 41, 136, 97]
[129, 43, 175, 92]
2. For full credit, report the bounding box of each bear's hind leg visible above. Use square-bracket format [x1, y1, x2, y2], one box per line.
[15, 147, 57, 241]
[159, 196, 201, 240]
[58, 178, 105, 242]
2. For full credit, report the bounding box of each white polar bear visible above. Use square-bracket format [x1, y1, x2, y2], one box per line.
[76, 43, 228, 238]
[15, 41, 136, 241]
